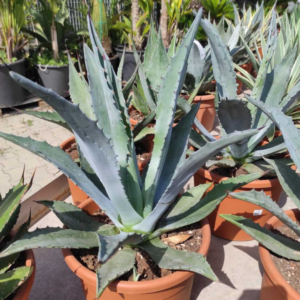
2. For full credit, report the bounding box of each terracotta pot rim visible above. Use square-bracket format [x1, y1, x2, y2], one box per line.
[193, 94, 215, 102]
[13, 249, 36, 300]
[196, 167, 279, 189]
[259, 209, 300, 298]
[62, 198, 211, 294]
[60, 136, 75, 150]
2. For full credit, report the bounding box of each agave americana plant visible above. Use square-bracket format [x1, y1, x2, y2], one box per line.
[0, 10, 263, 297]
[0, 171, 33, 300]
[189, 9, 300, 176]
[221, 115, 300, 261]
[236, 5, 300, 125]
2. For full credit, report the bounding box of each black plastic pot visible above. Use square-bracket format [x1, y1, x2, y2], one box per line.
[0, 59, 26, 108]
[37, 64, 69, 97]
[109, 55, 119, 73]
[116, 48, 144, 82]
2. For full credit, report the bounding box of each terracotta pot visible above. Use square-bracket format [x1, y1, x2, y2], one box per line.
[259, 209, 300, 300]
[194, 167, 285, 241]
[13, 250, 36, 300]
[60, 136, 153, 206]
[62, 198, 212, 300]
[236, 63, 253, 95]
[192, 94, 216, 132]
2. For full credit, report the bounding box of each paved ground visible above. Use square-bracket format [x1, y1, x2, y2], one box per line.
[0, 107, 72, 199]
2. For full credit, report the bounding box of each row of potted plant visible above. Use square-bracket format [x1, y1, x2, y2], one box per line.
[1, 3, 300, 300]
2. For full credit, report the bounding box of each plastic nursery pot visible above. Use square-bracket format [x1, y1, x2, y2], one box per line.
[37, 64, 69, 97]
[116, 48, 144, 82]
[259, 209, 300, 300]
[194, 167, 287, 241]
[236, 62, 253, 95]
[13, 250, 36, 300]
[60, 136, 154, 206]
[0, 59, 26, 108]
[62, 198, 212, 300]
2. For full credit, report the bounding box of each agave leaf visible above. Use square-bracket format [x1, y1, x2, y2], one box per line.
[220, 215, 300, 260]
[39, 201, 116, 235]
[132, 111, 156, 139]
[206, 158, 236, 168]
[229, 190, 300, 236]
[188, 129, 207, 149]
[264, 158, 300, 210]
[253, 47, 297, 129]
[140, 238, 218, 281]
[0, 133, 121, 227]
[132, 44, 156, 111]
[9, 72, 143, 226]
[154, 104, 199, 204]
[146, 29, 170, 92]
[68, 55, 95, 120]
[142, 9, 203, 217]
[134, 129, 260, 233]
[117, 47, 125, 80]
[96, 248, 136, 298]
[0, 228, 99, 258]
[97, 232, 142, 263]
[144, 21, 158, 71]
[134, 127, 155, 143]
[247, 97, 300, 171]
[23, 110, 71, 132]
[132, 85, 150, 116]
[168, 33, 177, 58]
[0, 266, 32, 300]
[200, 18, 237, 100]
[153, 172, 262, 236]
[280, 80, 300, 113]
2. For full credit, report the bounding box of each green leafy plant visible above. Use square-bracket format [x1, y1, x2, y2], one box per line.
[201, 0, 234, 22]
[0, 10, 262, 297]
[0, 172, 33, 300]
[189, 9, 300, 176]
[0, 0, 28, 63]
[111, 0, 154, 50]
[24, 0, 69, 63]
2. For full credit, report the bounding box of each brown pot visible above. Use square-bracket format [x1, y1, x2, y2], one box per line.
[13, 250, 36, 300]
[192, 94, 216, 132]
[259, 209, 300, 300]
[62, 198, 212, 300]
[236, 63, 253, 95]
[194, 167, 285, 241]
[60, 136, 153, 206]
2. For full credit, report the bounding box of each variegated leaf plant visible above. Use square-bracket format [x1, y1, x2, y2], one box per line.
[0, 10, 262, 298]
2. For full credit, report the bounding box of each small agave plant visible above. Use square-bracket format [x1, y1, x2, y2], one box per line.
[0, 171, 33, 300]
[189, 10, 300, 175]
[0, 10, 262, 297]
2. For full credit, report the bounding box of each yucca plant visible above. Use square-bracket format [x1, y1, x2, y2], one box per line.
[189, 9, 300, 175]
[0, 171, 33, 300]
[0, 10, 263, 297]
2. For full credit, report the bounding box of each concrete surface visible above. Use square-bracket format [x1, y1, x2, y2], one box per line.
[0, 108, 72, 199]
